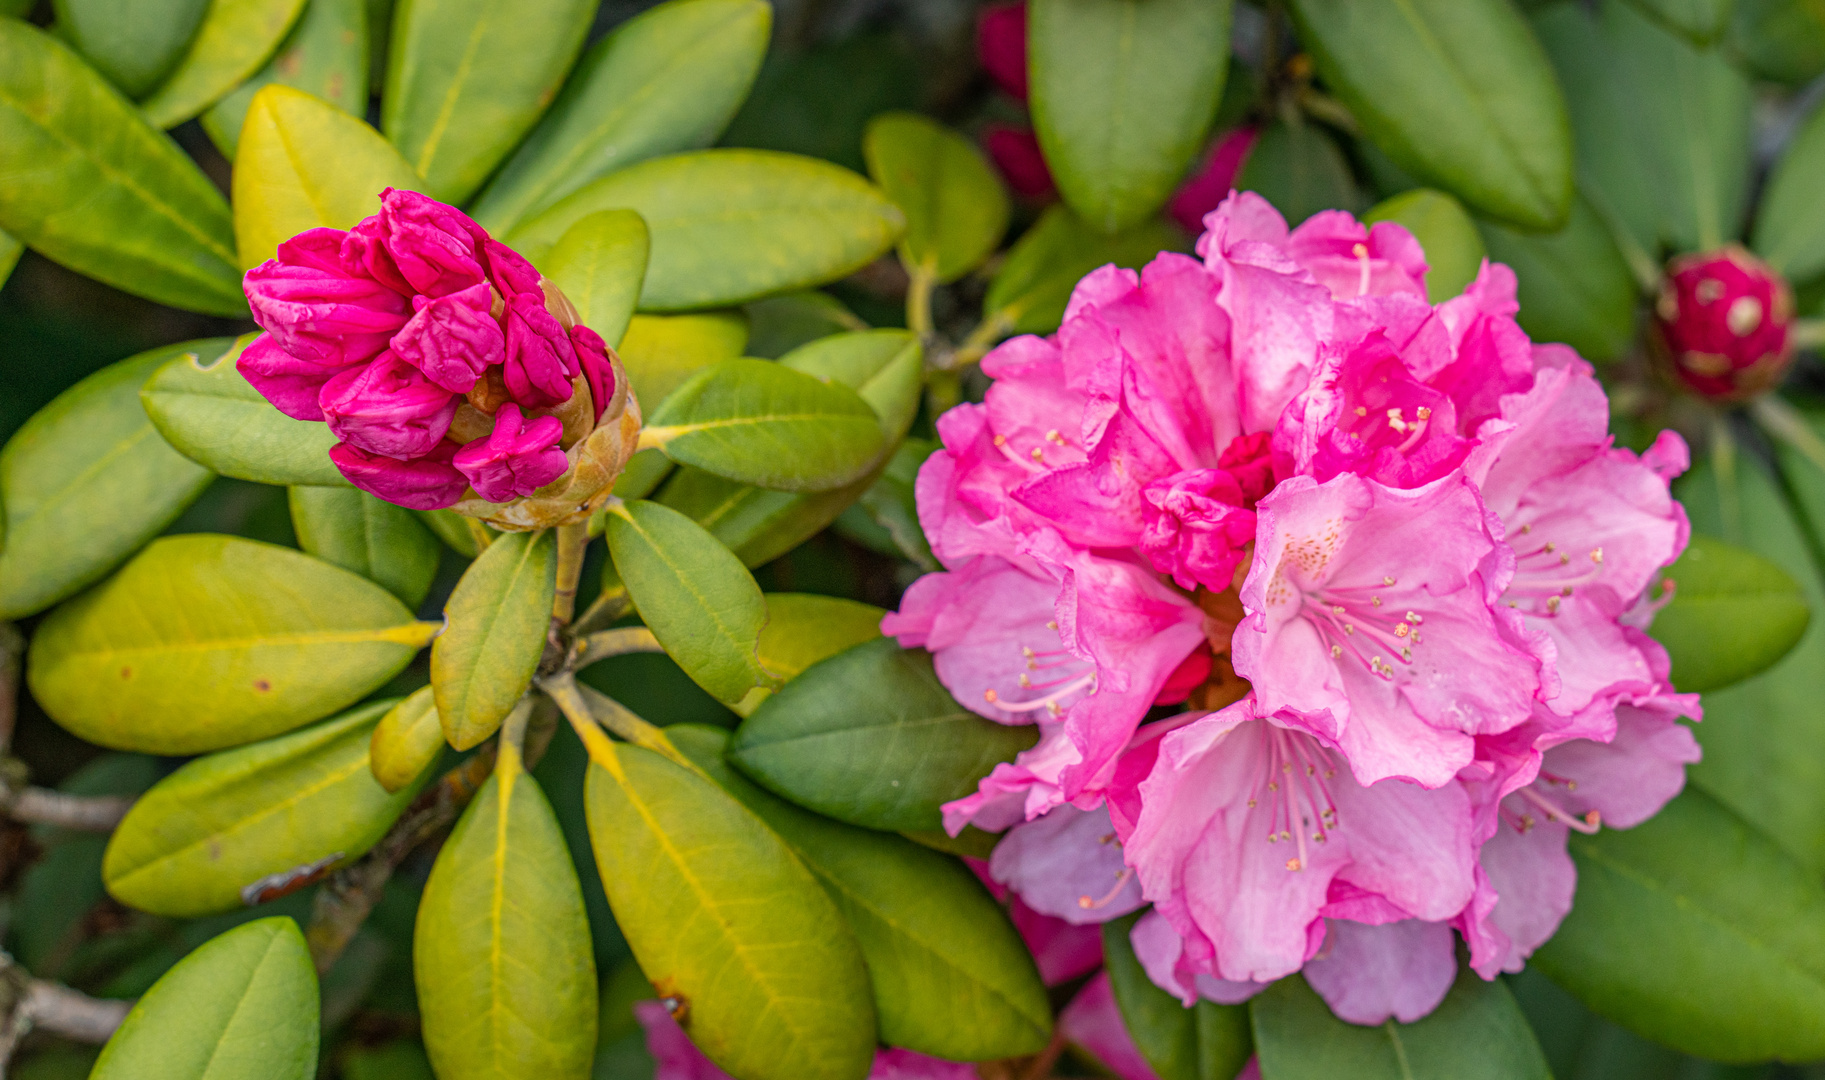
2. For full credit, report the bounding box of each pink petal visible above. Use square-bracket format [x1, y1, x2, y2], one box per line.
[991, 805, 1143, 924]
[502, 291, 579, 408]
[1303, 918, 1457, 1025]
[328, 440, 469, 510]
[452, 402, 571, 502]
[976, 1, 1028, 101]
[319, 352, 459, 458]
[390, 282, 504, 393]
[1060, 971, 1164, 1080]
[236, 333, 339, 421]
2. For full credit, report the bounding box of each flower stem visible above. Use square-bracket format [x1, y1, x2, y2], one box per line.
[571, 580, 630, 635]
[906, 267, 936, 339]
[552, 523, 589, 625]
[570, 626, 663, 670]
[538, 672, 694, 773]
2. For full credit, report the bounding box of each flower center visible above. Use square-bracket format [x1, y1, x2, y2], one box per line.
[1501, 770, 1600, 835]
[1247, 727, 1342, 872]
[979, 621, 1098, 717]
[1504, 521, 1604, 616]
[1298, 575, 1424, 682]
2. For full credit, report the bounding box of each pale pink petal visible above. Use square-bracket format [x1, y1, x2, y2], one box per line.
[992, 805, 1143, 924]
[1061, 971, 1164, 1080]
[1303, 919, 1457, 1024]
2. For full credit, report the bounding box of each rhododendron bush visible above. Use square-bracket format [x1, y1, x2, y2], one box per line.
[5, 0, 1825, 1078]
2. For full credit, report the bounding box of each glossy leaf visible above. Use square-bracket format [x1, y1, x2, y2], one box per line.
[671, 725, 1052, 1060]
[1235, 120, 1363, 229]
[1622, 0, 1733, 41]
[655, 466, 876, 569]
[508, 149, 905, 311]
[1288, 0, 1573, 231]
[0, 341, 222, 620]
[51, 0, 210, 97]
[140, 0, 310, 129]
[103, 699, 428, 917]
[371, 685, 443, 793]
[734, 593, 884, 717]
[745, 290, 866, 359]
[543, 209, 649, 350]
[202, 0, 368, 157]
[1533, 787, 1825, 1061]
[863, 111, 1009, 283]
[232, 84, 421, 269]
[28, 534, 435, 754]
[416, 734, 596, 1080]
[432, 529, 555, 750]
[583, 740, 877, 1080]
[1650, 535, 1808, 692]
[1102, 912, 1252, 1080]
[470, 0, 771, 233]
[643, 358, 885, 492]
[288, 485, 441, 608]
[381, 0, 593, 203]
[1754, 96, 1825, 285]
[1363, 189, 1485, 304]
[0, 21, 242, 315]
[617, 311, 749, 413]
[1028, 0, 1232, 232]
[90, 918, 318, 1080]
[730, 639, 1040, 831]
[142, 336, 348, 487]
[1477, 195, 1639, 363]
[778, 329, 923, 445]
[1251, 968, 1550, 1079]
[984, 203, 1185, 337]
[603, 499, 773, 705]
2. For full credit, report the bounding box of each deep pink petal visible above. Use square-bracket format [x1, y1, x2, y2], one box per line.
[236, 333, 338, 421]
[319, 352, 459, 458]
[390, 282, 504, 393]
[1060, 971, 1164, 1080]
[328, 440, 469, 510]
[452, 402, 571, 502]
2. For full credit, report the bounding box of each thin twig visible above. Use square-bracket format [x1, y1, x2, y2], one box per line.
[569, 627, 663, 670]
[1, 789, 132, 833]
[570, 582, 631, 636]
[21, 980, 129, 1043]
[552, 523, 589, 625]
[0, 625, 23, 758]
[537, 672, 691, 771]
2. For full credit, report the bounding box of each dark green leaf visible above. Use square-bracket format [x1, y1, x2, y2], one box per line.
[1028, 0, 1232, 232]
[542, 209, 648, 350]
[1620, 0, 1733, 42]
[734, 592, 884, 717]
[983, 204, 1185, 337]
[142, 337, 349, 487]
[50, 0, 209, 97]
[730, 638, 1039, 831]
[288, 485, 441, 608]
[743, 290, 866, 359]
[1287, 0, 1573, 231]
[470, 0, 771, 234]
[654, 465, 875, 569]
[1235, 120, 1363, 229]
[617, 311, 749, 414]
[1251, 967, 1550, 1079]
[584, 740, 877, 1080]
[849, 438, 937, 571]
[508, 149, 905, 311]
[1477, 195, 1640, 363]
[381, 0, 593, 203]
[140, 0, 309, 129]
[1650, 535, 1808, 692]
[90, 918, 319, 1080]
[202, 0, 370, 158]
[0, 341, 222, 619]
[431, 529, 555, 750]
[1532, 787, 1825, 1062]
[1728, 0, 1825, 85]
[863, 111, 1009, 283]
[0, 21, 242, 315]
[1102, 912, 1252, 1080]
[719, 34, 919, 174]
[1363, 189, 1485, 304]
[1753, 96, 1825, 286]
[416, 507, 487, 556]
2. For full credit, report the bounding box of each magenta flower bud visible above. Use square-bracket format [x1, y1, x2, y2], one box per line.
[390, 283, 505, 393]
[482, 238, 543, 299]
[502, 291, 579, 408]
[243, 228, 409, 369]
[571, 324, 618, 423]
[1168, 127, 1258, 235]
[370, 187, 488, 298]
[977, 1, 1028, 101]
[329, 439, 469, 510]
[453, 403, 571, 503]
[982, 124, 1055, 202]
[1655, 245, 1795, 401]
[319, 352, 459, 458]
[237, 333, 342, 421]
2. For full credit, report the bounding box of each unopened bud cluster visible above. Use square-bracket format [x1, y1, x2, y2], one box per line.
[1654, 245, 1794, 402]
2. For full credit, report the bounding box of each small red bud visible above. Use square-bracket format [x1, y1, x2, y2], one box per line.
[1654, 245, 1794, 402]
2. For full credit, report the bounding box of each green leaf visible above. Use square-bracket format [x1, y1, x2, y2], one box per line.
[730, 639, 1039, 832]
[603, 499, 773, 705]
[1363, 189, 1485, 304]
[983, 203, 1185, 337]
[1251, 968, 1550, 1079]
[50, 0, 210, 97]
[203, 0, 370, 158]
[416, 735, 597, 1080]
[0, 341, 222, 620]
[509, 149, 905, 312]
[431, 529, 555, 750]
[1728, 0, 1825, 86]
[381, 0, 594, 203]
[643, 358, 886, 492]
[670, 724, 1052, 1060]
[654, 466, 875, 569]
[1532, 787, 1825, 1062]
[733, 592, 884, 717]
[416, 507, 487, 557]
[288, 485, 441, 608]
[617, 311, 750, 414]
[1236, 120, 1364, 229]
[583, 739, 877, 1080]
[1477, 195, 1640, 363]
[103, 698, 429, 917]
[863, 111, 1009, 284]
[370, 684, 443, 793]
[91, 918, 319, 1080]
[778, 329, 923, 445]
[543, 209, 649, 350]
[0, 228, 20, 291]
[0, 21, 242, 315]
[1287, 0, 1574, 231]
[847, 438, 938, 572]
[28, 534, 436, 754]
[1028, 0, 1232, 232]
[744, 290, 866, 359]
[231, 84, 422, 269]
[1650, 535, 1808, 692]
[470, 0, 771, 234]
[1753, 96, 1825, 286]
[140, 0, 310, 129]
[1101, 912, 1252, 1080]
[1621, 0, 1733, 42]
[142, 336, 349, 487]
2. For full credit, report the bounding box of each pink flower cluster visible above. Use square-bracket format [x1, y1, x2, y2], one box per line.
[884, 192, 1699, 1026]
[240, 188, 619, 510]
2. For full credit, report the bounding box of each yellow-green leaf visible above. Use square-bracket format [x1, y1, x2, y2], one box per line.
[28, 534, 436, 754]
[542, 208, 649, 350]
[778, 328, 923, 445]
[202, 0, 369, 158]
[733, 593, 883, 717]
[863, 111, 1009, 284]
[617, 311, 749, 413]
[1363, 188, 1486, 303]
[141, 0, 310, 129]
[370, 685, 444, 793]
[431, 530, 556, 750]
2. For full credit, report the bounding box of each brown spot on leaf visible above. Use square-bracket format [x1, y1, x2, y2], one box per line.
[254, 679, 272, 692]
[652, 978, 688, 1022]
[119, 667, 131, 680]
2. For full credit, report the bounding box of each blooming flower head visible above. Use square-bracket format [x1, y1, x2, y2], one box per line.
[1654, 245, 1795, 401]
[240, 188, 640, 528]
[886, 190, 1697, 1027]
